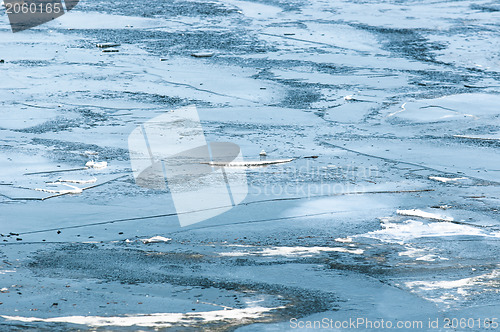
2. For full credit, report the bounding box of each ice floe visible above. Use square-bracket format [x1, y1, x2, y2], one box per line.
[388, 94, 500, 123]
[35, 183, 83, 195]
[453, 134, 500, 141]
[191, 52, 214, 58]
[85, 161, 108, 169]
[397, 209, 454, 222]
[398, 246, 448, 262]
[428, 176, 467, 183]
[139, 236, 172, 244]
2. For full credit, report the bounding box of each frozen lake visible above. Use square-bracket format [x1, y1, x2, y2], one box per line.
[0, 0, 499, 330]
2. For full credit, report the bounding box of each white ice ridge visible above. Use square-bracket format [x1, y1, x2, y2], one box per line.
[453, 134, 500, 141]
[139, 236, 172, 244]
[220, 246, 364, 257]
[35, 183, 83, 194]
[202, 158, 294, 167]
[387, 102, 407, 117]
[1, 306, 283, 328]
[428, 176, 467, 183]
[47, 177, 97, 185]
[397, 209, 453, 222]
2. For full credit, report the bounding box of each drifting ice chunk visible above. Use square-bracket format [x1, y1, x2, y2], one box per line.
[140, 236, 172, 244]
[191, 52, 214, 58]
[202, 158, 293, 167]
[453, 134, 500, 141]
[96, 43, 120, 48]
[85, 161, 107, 169]
[83, 151, 98, 156]
[429, 176, 467, 183]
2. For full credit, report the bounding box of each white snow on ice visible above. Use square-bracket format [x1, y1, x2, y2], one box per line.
[357, 218, 497, 244]
[404, 268, 500, 302]
[49, 178, 97, 185]
[398, 246, 448, 262]
[428, 176, 467, 183]
[220, 246, 364, 257]
[335, 237, 353, 243]
[139, 236, 172, 244]
[1, 306, 283, 328]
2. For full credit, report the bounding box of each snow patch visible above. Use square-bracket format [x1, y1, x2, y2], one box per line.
[357, 218, 494, 243]
[335, 237, 353, 243]
[398, 246, 448, 262]
[48, 178, 97, 185]
[1, 306, 282, 328]
[429, 176, 467, 183]
[220, 246, 364, 257]
[405, 269, 500, 298]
